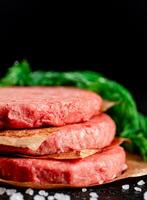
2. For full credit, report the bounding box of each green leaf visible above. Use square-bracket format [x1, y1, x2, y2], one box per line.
[0, 60, 31, 86]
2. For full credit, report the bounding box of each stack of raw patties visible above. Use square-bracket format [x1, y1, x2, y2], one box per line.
[0, 87, 127, 188]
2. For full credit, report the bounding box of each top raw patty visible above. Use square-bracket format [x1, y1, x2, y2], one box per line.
[0, 87, 102, 129]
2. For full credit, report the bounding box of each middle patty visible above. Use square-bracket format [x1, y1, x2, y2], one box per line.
[0, 113, 115, 156]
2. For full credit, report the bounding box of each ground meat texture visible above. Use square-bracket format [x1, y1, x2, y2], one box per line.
[0, 146, 126, 186]
[0, 114, 116, 155]
[0, 87, 102, 129]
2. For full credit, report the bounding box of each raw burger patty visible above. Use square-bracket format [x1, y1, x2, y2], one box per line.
[0, 146, 126, 186]
[0, 114, 116, 155]
[0, 87, 102, 129]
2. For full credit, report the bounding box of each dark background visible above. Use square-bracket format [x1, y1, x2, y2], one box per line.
[0, 0, 146, 113]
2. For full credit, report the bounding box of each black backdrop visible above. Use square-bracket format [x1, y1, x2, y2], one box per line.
[0, 1, 146, 113]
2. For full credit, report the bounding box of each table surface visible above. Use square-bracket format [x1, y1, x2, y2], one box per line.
[1, 175, 147, 200]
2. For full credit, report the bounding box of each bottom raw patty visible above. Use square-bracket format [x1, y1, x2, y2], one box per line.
[0, 145, 126, 187]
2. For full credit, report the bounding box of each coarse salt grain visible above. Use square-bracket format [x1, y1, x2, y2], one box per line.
[9, 192, 24, 200]
[54, 193, 71, 200]
[6, 189, 17, 196]
[63, 194, 71, 200]
[34, 195, 45, 200]
[90, 197, 98, 200]
[38, 190, 48, 197]
[89, 192, 99, 198]
[122, 184, 130, 190]
[82, 188, 87, 192]
[47, 196, 54, 200]
[137, 180, 145, 186]
[144, 191, 147, 200]
[0, 187, 6, 195]
[25, 188, 34, 196]
[134, 187, 142, 192]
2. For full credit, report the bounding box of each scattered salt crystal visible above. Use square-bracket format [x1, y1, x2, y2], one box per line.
[6, 189, 17, 196]
[0, 187, 6, 195]
[38, 190, 48, 197]
[9, 192, 24, 200]
[54, 193, 63, 199]
[137, 180, 145, 186]
[64, 194, 71, 200]
[122, 184, 130, 190]
[54, 193, 70, 200]
[82, 188, 87, 192]
[25, 188, 34, 196]
[89, 192, 99, 198]
[34, 195, 45, 200]
[47, 196, 54, 200]
[134, 187, 142, 192]
[144, 191, 147, 200]
[90, 197, 98, 200]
